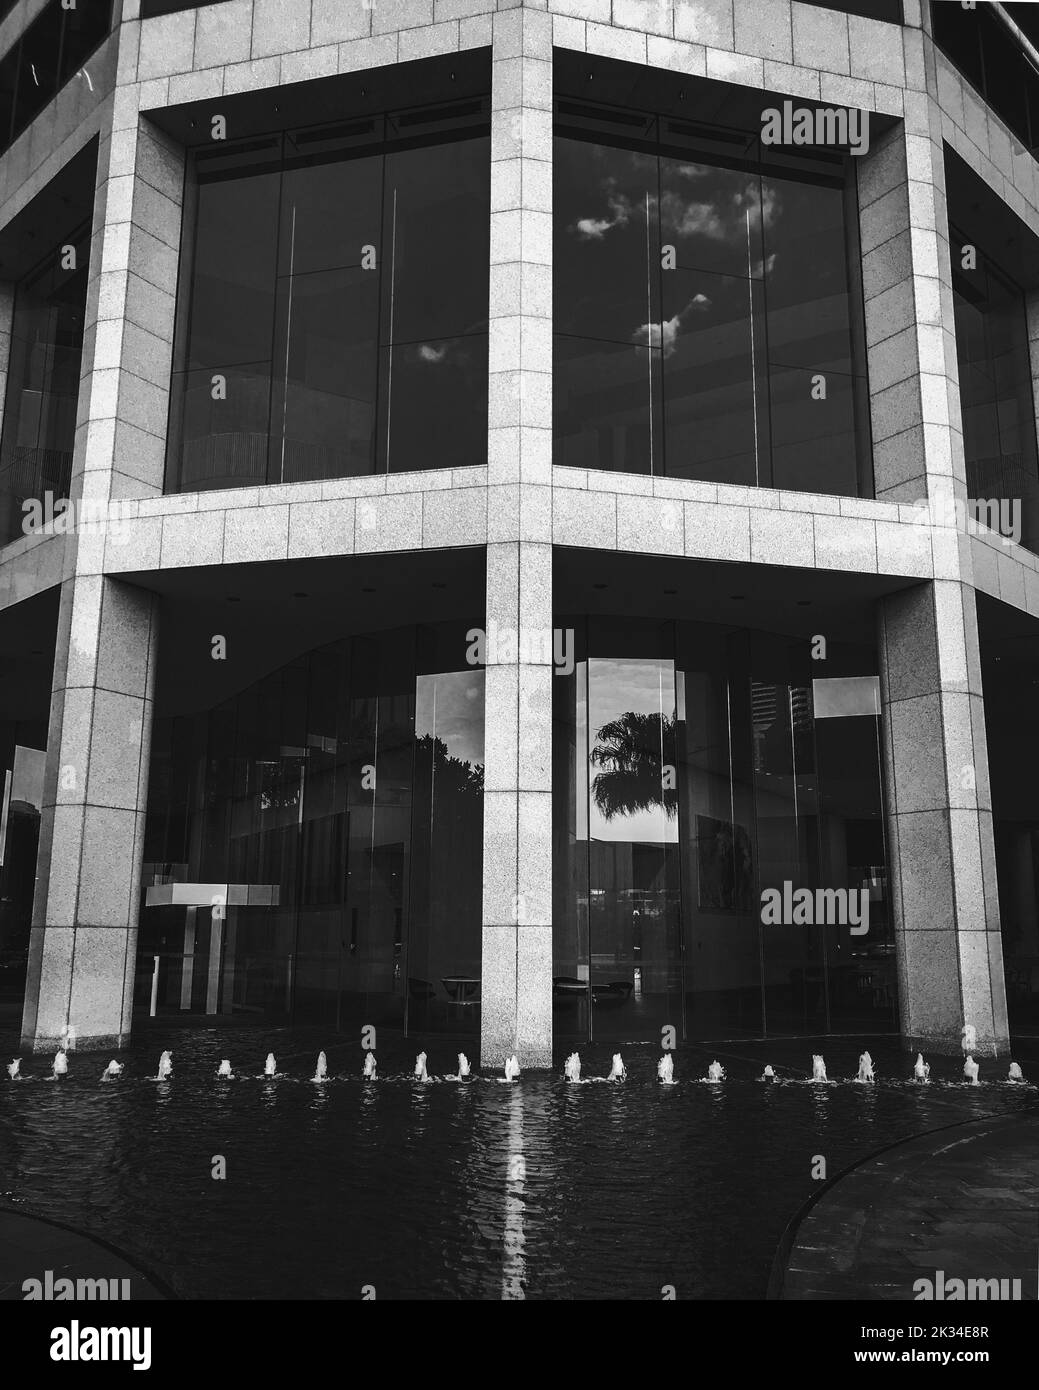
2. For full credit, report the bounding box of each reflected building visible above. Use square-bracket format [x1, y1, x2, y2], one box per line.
[2, 0, 1037, 1061]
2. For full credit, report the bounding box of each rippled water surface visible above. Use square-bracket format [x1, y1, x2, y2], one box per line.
[2, 1028, 1037, 1299]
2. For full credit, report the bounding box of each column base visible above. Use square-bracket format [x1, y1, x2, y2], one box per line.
[905, 1032, 1011, 1059]
[22, 1032, 129, 1054]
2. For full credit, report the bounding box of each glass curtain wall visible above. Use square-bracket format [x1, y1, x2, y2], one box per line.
[140, 623, 485, 1036]
[553, 105, 870, 495]
[166, 102, 490, 492]
[951, 227, 1039, 553]
[553, 618, 893, 1042]
[0, 224, 91, 545]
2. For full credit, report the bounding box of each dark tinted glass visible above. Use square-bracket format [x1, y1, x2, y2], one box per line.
[11, 4, 62, 134]
[952, 229, 1039, 552]
[932, 1, 1039, 154]
[554, 108, 869, 497]
[142, 623, 485, 1036]
[0, 226, 90, 545]
[0, 1, 113, 158]
[167, 111, 490, 491]
[59, 0, 113, 85]
[552, 617, 893, 1044]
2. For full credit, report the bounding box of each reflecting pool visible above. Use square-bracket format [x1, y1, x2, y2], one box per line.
[1, 1028, 1036, 1300]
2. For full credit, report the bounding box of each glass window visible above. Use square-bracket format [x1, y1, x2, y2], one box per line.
[553, 103, 870, 497]
[933, 2, 1039, 156]
[140, 623, 485, 1036]
[0, 226, 90, 546]
[951, 227, 1039, 553]
[552, 616, 893, 1043]
[0, 1, 113, 159]
[167, 107, 490, 491]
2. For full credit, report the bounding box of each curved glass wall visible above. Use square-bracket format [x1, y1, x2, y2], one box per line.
[553, 103, 871, 495]
[166, 101, 490, 492]
[553, 618, 894, 1042]
[140, 623, 485, 1036]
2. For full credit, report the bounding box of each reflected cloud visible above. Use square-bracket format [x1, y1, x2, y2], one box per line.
[632, 294, 711, 358]
[573, 191, 635, 241]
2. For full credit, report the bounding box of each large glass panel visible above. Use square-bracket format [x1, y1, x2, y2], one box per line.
[0, 226, 90, 545]
[167, 112, 489, 490]
[813, 692, 895, 1031]
[553, 617, 892, 1043]
[166, 139, 281, 492]
[554, 135, 660, 477]
[583, 622, 682, 1043]
[12, 5, 62, 136]
[553, 105, 869, 496]
[952, 230, 1039, 553]
[378, 137, 490, 473]
[408, 652, 485, 1036]
[764, 176, 864, 497]
[663, 269, 768, 486]
[140, 623, 484, 1036]
[677, 627, 761, 1038]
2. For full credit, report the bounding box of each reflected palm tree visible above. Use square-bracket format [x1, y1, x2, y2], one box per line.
[590, 711, 678, 821]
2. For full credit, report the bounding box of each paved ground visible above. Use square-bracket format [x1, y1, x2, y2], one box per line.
[0, 1207, 168, 1301]
[777, 1115, 1039, 1300]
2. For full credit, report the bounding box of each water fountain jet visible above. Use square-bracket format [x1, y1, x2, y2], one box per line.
[312, 1051, 328, 1083]
[102, 1061, 122, 1080]
[706, 1060, 725, 1082]
[856, 1051, 874, 1083]
[564, 1053, 581, 1083]
[264, 1053, 277, 1077]
[1009, 1062, 1025, 1082]
[414, 1052, 428, 1083]
[156, 1051, 172, 1081]
[217, 1060, 233, 1078]
[7, 1059, 20, 1080]
[963, 1054, 980, 1085]
[456, 1054, 470, 1079]
[761, 1065, 775, 1081]
[811, 1055, 827, 1082]
[52, 1051, 68, 1078]
[608, 1053, 626, 1081]
[913, 1053, 930, 1082]
[504, 1055, 520, 1082]
[363, 1053, 377, 1080]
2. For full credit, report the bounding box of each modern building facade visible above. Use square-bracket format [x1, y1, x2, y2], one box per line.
[1, 0, 1037, 1065]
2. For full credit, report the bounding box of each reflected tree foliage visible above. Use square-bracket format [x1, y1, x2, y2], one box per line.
[589, 710, 678, 821]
